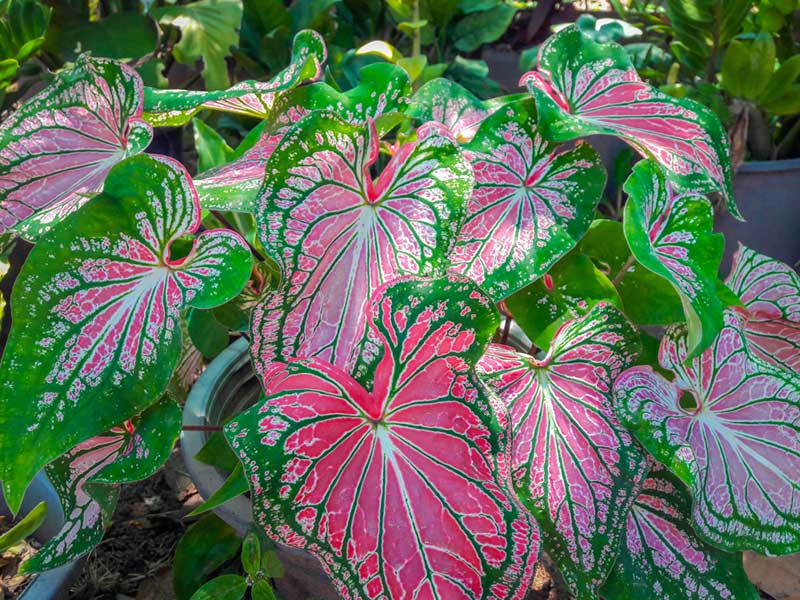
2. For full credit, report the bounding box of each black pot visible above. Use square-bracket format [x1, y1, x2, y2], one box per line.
[717, 158, 800, 274]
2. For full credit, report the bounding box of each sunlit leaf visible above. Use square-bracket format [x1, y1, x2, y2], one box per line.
[143, 30, 326, 127]
[602, 456, 758, 600]
[448, 99, 605, 300]
[614, 310, 800, 554]
[522, 25, 736, 213]
[0, 154, 252, 513]
[226, 275, 540, 600]
[250, 112, 472, 385]
[0, 54, 151, 240]
[623, 159, 724, 357]
[479, 303, 646, 597]
[408, 78, 490, 143]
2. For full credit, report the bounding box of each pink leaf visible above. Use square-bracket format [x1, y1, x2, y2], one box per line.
[614, 310, 800, 554]
[479, 303, 646, 596]
[251, 112, 473, 384]
[226, 275, 539, 600]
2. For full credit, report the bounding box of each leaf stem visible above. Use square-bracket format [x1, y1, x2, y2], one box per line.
[612, 254, 636, 287]
[412, 0, 421, 58]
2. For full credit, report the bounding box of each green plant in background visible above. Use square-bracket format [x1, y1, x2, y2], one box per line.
[609, 0, 800, 161]
[0, 0, 51, 98]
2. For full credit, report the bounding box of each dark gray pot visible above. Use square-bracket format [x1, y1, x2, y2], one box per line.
[717, 158, 800, 274]
[0, 473, 84, 599]
[181, 338, 339, 600]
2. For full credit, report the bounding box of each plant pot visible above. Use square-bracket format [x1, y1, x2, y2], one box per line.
[181, 338, 339, 600]
[717, 158, 800, 274]
[0, 472, 85, 599]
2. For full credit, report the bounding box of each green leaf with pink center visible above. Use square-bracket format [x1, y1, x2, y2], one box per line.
[522, 25, 736, 214]
[0, 154, 252, 513]
[623, 159, 724, 358]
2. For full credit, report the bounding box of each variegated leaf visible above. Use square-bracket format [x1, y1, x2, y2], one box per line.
[602, 456, 758, 600]
[614, 310, 800, 555]
[448, 99, 605, 300]
[725, 244, 800, 375]
[408, 78, 490, 143]
[194, 63, 411, 213]
[522, 25, 736, 213]
[142, 30, 326, 127]
[20, 396, 181, 573]
[0, 54, 151, 240]
[250, 112, 473, 385]
[0, 154, 252, 513]
[225, 275, 539, 600]
[478, 303, 647, 597]
[623, 159, 724, 358]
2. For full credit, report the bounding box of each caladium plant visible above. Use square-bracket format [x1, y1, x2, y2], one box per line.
[0, 20, 796, 600]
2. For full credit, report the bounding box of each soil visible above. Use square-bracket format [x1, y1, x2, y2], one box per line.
[0, 518, 37, 599]
[68, 451, 199, 600]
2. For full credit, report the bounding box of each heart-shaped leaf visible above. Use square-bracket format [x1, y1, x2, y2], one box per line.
[0, 54, 151, 240]
[143, 30, 326, 127]
[0, 154, 252, 512]
[225, 275, 539, 600]
[522, 25, 735, 213]
[602, 456, 758, 600]
[623, 159, 724, 357]
[725, 245, 800, 375]
[194, 63, 411, 213]
[250, 112, 472, 385]
[20, 396, 181, 573]
[448, 99, 605, 300]
[478, 303, 646, 597]
[614, 310, 800, 554]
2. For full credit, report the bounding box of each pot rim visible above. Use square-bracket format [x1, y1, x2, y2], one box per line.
[181, 336, 252, 535]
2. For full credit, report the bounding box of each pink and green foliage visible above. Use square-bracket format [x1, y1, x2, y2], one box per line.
[225, 276, 539, 600]
[142, 30, 326, 127]
[623, 159, 725, 357]
[725, 244, 800, 375]
[448, 99, 605, 300]
[522, 25, 737, 214]
[614, 310, 800, 555]
[408, 78, 493, 143]
[478, 303, 647, 597]
[0, 154, 252, 513]
[0, 54, 151, 240]
[602, 456, 758, 600]
[194, 63, 411, 213]
[250, 111, 473, 385]
[20, 397, 181, 574]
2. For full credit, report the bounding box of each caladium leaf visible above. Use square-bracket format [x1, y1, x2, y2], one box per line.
[478, 303, 646, 597]
[725, 244, 800, 375]
[250, 112, 473, 385]
[614, 310, 800, 555]
[194, 63, 411, 213]
[225, 275, 540, 600]
[142, 30, 326, 127]
[0, 54, 151, 240]
[408, 78, 490, 143]
[448, 99, 605, 300]
[602, 456, 758, 600]
[623, 159, 724, 358]
[20, 396, 181, 573]
[0, 154, 252, 513]
[522, 25, 736, 213]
